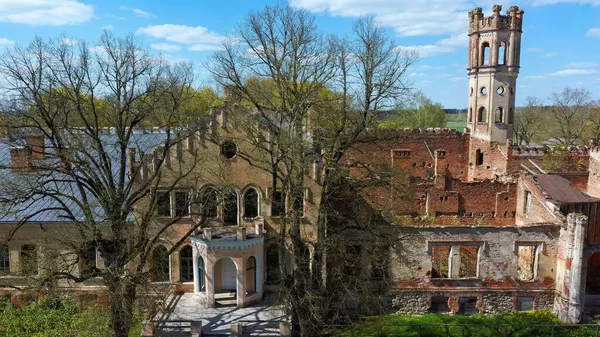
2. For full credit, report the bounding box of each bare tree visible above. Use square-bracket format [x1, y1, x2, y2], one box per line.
[585, 100, 600, 146]
[514, 96, 545, 146]
[208, 5, 416, 336]
[0, 33, 210, 337]
[547, 87, 591, 146]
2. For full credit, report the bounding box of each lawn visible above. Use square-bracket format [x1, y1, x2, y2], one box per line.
[0, 296, 141, 337]
[331, 312, 599, 337]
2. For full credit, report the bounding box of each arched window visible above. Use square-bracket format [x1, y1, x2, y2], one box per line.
[179, 245, 193, 282]
[495, 107, 504, 123]
[21, 244, 37, 276]
[481, 42, 490, 66]
[80, 242, 98, 277]
[197, 256, 205, 291]
[265, 244, 280, 285]
[468, 108, 473, 123]
[498, 42, 506, 65]
[246, 256, 257, 294]
[151, 246, 170, 282]
[199, 187, 218, 218]
[478, 107, 487, 122]
[0, 244, 9, 275]
[243, 188, 259, 218]
[223, 190, 238, 225]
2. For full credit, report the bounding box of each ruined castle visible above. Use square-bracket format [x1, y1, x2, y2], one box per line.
[0, 4, 598, 325]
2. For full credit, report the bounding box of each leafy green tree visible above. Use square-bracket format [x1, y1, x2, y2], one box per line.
[379, 91, 445, 129]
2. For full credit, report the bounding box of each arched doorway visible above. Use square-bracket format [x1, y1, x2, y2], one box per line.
[214, 257, 238, 307]
[587, 252, 600, 294]
[246, 256, 256, 294]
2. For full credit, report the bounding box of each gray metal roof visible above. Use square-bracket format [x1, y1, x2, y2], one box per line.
[0, 131, 169, 223]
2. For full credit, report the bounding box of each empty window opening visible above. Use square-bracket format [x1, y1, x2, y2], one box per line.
[428, 296, 451, 313]
[21, 244, 37, 276]
[458, 297, 479, 315]
[468, 107, 473, 122]
[151, 245, 170, 282]
[516, 297, 534, 312]
[497, 86, 505, 95]
[80, 242, 98, 277]
[180, 245, 193, 282]
[157, 192, 171, 217]
[220, 140, 237, 159]
[495, 107, 504, 123]
[0, 244, 9, 275]
[271, 190, 286, 217]
[265, 244, 280, 285]
[476, 150, 484, 166]
[243, 188, 259, 218]
[524, 191, 532, 214]
[197, 256, 205, 291]
[345, 245, 362, 276]
[498, 43, 506, 65]
[517, 245, 538, 281]
[199, 187, 219, 218]
[459, 246, 479, 278]
[481, 42, 490, 66]
[470, 87, 473, 96]
[431, 246, 450, 278]
[509, 108, 514, 124]
[477, 107, 487, 122]
[223, 190, 238, 225]
[480, 87, 488, 95]
[174, 191, 190, 217]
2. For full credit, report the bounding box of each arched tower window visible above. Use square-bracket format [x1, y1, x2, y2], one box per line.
[498, 42, 506, 65]
[481, 42, 490, 66]
[246, 256, 257, 294]
[495, 107, 504, 123]
[179, 245, 193, 282]
[468, 108, 473, 123]
[199, 187, 219, 218]
[151, 245, 170, 282]
[223, 190, 238, 225]
[243, 188, 259, 218]
[477, 107, 487, 123]
[197, 256, 205, 291]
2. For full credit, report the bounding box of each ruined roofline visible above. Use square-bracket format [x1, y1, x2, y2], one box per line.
[363, 127, 469, 139]
[468, 4, 524, 34]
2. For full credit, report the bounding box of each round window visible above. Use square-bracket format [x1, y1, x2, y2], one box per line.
[481, 87, 488, 95]
[497, 86, 504, 95]
[220, 140, 237, 159]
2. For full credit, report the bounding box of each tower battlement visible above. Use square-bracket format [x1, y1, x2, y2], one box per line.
[468, 5, 524, 35]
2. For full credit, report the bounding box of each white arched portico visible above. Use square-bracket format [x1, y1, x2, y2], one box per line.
[191, 226, 264, 308]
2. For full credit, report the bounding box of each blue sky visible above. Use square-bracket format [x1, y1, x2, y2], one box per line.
[0, 1, 599, 108]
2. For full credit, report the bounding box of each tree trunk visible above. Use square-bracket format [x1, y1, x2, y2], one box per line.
[106, 275, 137, 337]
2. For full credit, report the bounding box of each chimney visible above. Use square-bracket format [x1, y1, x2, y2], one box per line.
[255, 223, 264, 235]
[26, 134, 44, 159]
[10, 146, 31, 169]
[127, 147, 137, 177]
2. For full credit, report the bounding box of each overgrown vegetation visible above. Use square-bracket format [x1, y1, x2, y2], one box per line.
[0, 296, 140, 337]
[331, 312, 597, 337]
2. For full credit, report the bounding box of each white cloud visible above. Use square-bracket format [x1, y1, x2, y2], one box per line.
[0, 0, 94, 25]
[415, 65, 446, 71]
[401, 44, 454, 58]
[150, 43, 181, 52]
[408, 72, 425, 77]
[531, 0, 600, 6]
[189, 44, 223, 51]
[450, 77, 462, 81]
[61, 37, 78, 45]
[524, 68, 598, 80]
[136, 24, 224, 51]
[0, 38, 14, 47]
[588, 28, 600, 38]
[290, 0, 470, 37]
[564, 62, 598, 68]
[119, 6, 155, 18]
[544, 52, 558, 57]
[102, 25, 113, 30]
[525, 47, 545, 53]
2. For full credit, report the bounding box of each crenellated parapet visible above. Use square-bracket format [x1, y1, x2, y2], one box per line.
[468, 5, 524, 34]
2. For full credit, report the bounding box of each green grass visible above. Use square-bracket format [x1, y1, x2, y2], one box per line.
[0, 296, 141, 337]
[445, 121, 467, 131]
[331, 312, 599, 337]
